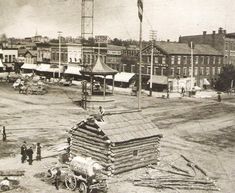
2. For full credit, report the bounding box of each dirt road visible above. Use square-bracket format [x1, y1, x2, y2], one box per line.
[0, 83, 234, 193]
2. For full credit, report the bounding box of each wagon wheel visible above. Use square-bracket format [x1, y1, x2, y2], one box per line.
[78, 181, 88, 193]
[65, 174, 77, 191]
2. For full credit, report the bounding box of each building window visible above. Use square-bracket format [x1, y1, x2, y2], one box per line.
[183, 56, 187, 65]
[213, 56, 216, 65]
[200, 67, 204, 75]
[171, 56, 175, 65]
[176, 67, 181, 76]
[217, 67, 221, 74]
[123, 64, 126, 72]
[183, 67, 187, 76]
[195, 56, 199, 65]
[194, 67, 198, 76]
[147, 66, 151, 74]
[177, 56, 181, 65]
[133, 150, 138, 156]
[161, 67, 166, 76]
[154, 67, 158, 75]
[5, 55, 8, 62]
[206, 67, 210, 75]
[162, 57, 166, 64]
[218, 57, 222, 65]
[212, 67, 215, 76]
[9, 55, 12, 62]
[171, 68, 174, 76]
[141, 66, 145, 74]
[207, 56, 210, 65]
[201, 56, 204, 65]
[13, 55, 16, 62]
[131, 65, 135, 73]
[189, 67, 192, 76]
[154, 57, 159, 64]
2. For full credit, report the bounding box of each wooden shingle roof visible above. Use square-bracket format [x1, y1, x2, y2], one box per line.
[96, 112, 162, 143]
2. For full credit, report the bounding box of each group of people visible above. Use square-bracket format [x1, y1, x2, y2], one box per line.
[20, 141, 42, 165]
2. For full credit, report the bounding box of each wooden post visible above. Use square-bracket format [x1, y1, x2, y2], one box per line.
[112, 74, 115, 94]
[103, 75, 106, 99]
[91, 75, 93, 95]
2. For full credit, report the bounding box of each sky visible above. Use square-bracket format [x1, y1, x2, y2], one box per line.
[0, 0, 235, 41]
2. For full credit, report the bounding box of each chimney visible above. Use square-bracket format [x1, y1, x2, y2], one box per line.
[223, 30, 226, 34]
[167, 39, 170, 42]
[212, 31, 216, 35]
[203, 31, 207, 35]
[218, 27, 223, 34]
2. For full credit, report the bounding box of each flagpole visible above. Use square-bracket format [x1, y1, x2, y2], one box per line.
[138, 0, 143, 111]
[138, 20, 142, 110]
[190, 41, 194, 91]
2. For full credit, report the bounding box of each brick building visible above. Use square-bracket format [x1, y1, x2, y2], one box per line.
[138, 41, 223, 87]
[179, 27, 235, 66]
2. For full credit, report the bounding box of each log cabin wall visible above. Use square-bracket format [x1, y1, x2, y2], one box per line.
[70, 112, 162, 176]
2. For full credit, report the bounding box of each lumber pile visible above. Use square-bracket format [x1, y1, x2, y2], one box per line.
[133, 154, 220, 191]
[70, 112, 162, 176]
[0, 170, 25, 176]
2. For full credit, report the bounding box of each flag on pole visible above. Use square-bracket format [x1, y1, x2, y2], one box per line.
[137, 0, 143, 22]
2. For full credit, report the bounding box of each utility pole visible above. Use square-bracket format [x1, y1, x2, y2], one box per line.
[149, 30, 157, 96]
[190, 41, 194, 91]
[58, 31, 62, 79]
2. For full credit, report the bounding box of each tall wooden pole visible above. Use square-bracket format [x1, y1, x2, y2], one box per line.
[138, 18, 142, 110]
[190, 41, 194, 91]
[58, 31, 62, 79]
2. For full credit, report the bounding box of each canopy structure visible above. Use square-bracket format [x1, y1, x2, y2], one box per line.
[0, 59, 4, 68]
[21, 63, 37, 70]
[36, 63, 51, 72]
[106, 72, 135, 83]
[80, 56, 118, 96]
[148, 75, 168, 85]
[64, 65, 82, 75]
[203, 78, 210, 86]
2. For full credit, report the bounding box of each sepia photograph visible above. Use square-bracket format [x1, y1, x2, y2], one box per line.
[0, 0, 235, 192]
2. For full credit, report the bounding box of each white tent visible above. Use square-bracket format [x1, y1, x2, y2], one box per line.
[21, 63, 37, 70]
[0, 59, 4, 68]
[106, 72, 135, 83]
[64, 65, 82, 75]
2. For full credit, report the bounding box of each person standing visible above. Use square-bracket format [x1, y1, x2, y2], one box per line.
[36, 143, 42, 161]
[21, 141, 27, 163]
[1, 126, 6, 141]
[27, 147, 34, 165]
[218, 93, 222, 102]
[54, 167, 61, 190]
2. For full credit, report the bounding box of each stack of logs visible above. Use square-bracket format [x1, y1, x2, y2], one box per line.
[70, 121, 162, 176]
[134, 155, 220, 191]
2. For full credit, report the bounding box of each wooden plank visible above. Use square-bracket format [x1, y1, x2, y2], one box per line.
[0, 170, 25, 176]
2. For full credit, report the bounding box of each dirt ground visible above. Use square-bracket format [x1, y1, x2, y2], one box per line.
[0, 82, 234, 193]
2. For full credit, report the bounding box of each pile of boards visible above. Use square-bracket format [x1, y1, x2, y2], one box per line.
[134, 155, 220, 191]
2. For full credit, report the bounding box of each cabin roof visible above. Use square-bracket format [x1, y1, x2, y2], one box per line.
[94, 112, 162, 143]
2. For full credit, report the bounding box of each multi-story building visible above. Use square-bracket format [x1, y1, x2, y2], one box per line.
[36, 43, 51, 63]
[179, 27, 235, 65]
[137, 41, 223, 87]
[106, 44, 123, 71]
[24, 50, 37, 64]
[1, 48, 18, 71]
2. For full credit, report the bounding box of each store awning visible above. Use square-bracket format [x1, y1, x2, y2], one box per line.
[0, 60, 4, 68]
[64, 65, 82, 75]
[47, 65, 63, 73]
[106, 72, 135, 83]
[4, 63, 14, 68]
[203, 78, 210, 86]
[21, 63, 37, 70]
[148, 75, 168, 85]
[36, 64, 51, 72]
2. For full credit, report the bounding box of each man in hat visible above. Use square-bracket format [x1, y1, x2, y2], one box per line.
[20, 141, 27, 163]
[54, 167, 61, 190]
[27, 147, 34, 165]
[36, 143, 42, 161]
[1, 126, 6, 142]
